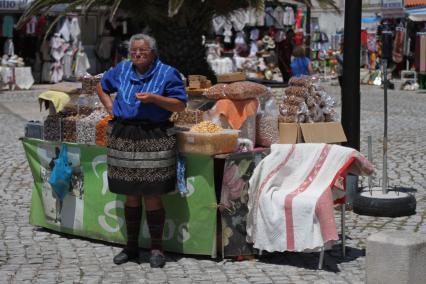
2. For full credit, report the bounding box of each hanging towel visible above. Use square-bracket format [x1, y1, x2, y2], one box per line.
[247, 144, 374, 253]
[212, 98, 259, 130]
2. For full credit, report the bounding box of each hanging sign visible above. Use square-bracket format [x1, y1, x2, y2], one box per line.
[381, 0, 405, 18]
[0, 0, 33, 10]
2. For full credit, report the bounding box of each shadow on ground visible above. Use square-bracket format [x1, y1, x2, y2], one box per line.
[35, 227, 365, 272]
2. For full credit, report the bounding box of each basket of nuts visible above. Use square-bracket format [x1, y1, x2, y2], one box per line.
[176, 121, 239, 155]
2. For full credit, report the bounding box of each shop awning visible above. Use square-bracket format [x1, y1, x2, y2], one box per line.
[405, 0, 426, 8]
[407, 7, 426, 21]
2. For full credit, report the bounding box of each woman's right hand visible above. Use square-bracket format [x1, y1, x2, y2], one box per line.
[106, 105, 113, 116]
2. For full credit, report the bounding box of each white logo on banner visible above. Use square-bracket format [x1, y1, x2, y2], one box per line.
[98, 201, 124, 233]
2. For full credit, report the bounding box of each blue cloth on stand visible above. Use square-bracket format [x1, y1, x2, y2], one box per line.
[176, 153, 188, 196]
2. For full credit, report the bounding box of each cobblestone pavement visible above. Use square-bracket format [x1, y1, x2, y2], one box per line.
[0, 83, 425, 283]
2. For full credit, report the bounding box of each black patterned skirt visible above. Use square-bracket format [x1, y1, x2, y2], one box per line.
[107, 118, 176, 196]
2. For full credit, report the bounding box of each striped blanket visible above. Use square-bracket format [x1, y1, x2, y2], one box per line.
[246, 144, 374, 252]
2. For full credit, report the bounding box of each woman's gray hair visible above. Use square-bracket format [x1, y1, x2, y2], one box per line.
[129, 33, 158, 54]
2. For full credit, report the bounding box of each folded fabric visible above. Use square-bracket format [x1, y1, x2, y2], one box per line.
[213, 98, 259, 130]
[38, 90, 71, 113]
[247, 143, 374, 253]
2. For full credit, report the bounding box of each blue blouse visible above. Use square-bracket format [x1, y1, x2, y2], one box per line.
[101, 58, 187, 122]
[291, 57, 311, 77]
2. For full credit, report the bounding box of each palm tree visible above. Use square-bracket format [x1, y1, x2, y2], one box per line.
[18, 0, 338, 81]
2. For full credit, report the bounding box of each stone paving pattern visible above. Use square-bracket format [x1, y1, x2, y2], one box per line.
[0, 83, 425, 283]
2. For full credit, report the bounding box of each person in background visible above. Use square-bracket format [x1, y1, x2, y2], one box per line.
[276, 29, 295, 83]
[97, 33, 187, 268]
[336, 41, 344, 88]
[290, 45, 313, 77]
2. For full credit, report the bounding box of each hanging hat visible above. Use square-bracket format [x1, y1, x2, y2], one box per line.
[262, 35, 273, 44]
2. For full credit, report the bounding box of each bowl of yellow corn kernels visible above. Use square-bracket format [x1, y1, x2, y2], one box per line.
[176, 121, 239, 155]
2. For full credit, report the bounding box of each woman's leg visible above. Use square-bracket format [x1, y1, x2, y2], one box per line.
[113, 195, 142, 264]
[124, 195, 142, 251]
[144, 195, 165, 251]
[144, 195, 166, 268]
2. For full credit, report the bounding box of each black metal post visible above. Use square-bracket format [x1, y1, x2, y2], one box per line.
[306, 6, 311, 59]
[342, 0, 362, 151]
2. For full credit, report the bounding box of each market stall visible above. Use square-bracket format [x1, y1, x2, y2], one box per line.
[22, 74, 372, 260]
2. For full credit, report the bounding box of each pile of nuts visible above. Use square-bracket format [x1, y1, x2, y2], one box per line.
[256, 115, 279, 147]
[43, 114, 62, 141]
[225, 81, 269, 100]
[96, 116, 113, 146]
[203, 84, 227, 99]
[170, 109, 204, 126]
[76, 109, 108, 144]
[62, 116, 82, 142]
[279, 76, 337, 123]
[190, 121, 223, 133]
[81, 74, 103, 95]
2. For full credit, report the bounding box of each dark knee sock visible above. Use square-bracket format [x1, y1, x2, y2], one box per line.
[124, 205, 142, 251]
[146, 208, 165, 251]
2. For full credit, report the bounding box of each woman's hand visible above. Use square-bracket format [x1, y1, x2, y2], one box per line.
[106, 105, 113, 116]
[135, 92, 157, 103]
[136, 92, 185, 112]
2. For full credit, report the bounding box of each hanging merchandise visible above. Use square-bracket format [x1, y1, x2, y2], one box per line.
[250, 28, 259, 41]
[3, 15, 15, 38]
[26, 16, 38, 35]
[295, 7, 303, 29]
[265, 6, 274, 27]
[283, 6, 295, 26]
[367, 31, 377, 52]
[70, 17, 81, 45]
[231, 9, 248, 31]
[392, 26, 405, 64]
[415, 32, 426, 74]
[3, 39, 14, 56]
[50, 62, 64, 83]
[50, 34, 66, 62]
[36, 16, 47, 37]
[223, 20, 233, 43]
[63, 50, 74, 79]
[213, 16, 226, 35]
[75, 48, 91, 77]
[59, 18, 72, 42]
[273, 6, 285, 28]
[361, 29, 368, 47]
[234, 32, 248, 56]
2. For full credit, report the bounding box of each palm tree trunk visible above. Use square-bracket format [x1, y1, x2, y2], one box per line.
[152, 26, 217, 83]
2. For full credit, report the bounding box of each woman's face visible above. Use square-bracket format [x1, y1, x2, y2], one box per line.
[129, 39, 156, 68]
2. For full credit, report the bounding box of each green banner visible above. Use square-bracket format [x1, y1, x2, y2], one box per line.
[22, 138, 217, 256]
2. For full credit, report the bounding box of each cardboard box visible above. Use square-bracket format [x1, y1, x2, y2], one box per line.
[189, 80, 202, 89]
[216, 72, 246, 83]
[188, 75, 207, 82]
[279, 122, 347, 144]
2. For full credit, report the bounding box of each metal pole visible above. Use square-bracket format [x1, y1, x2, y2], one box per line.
[368, 135, 373, 195]
[342, 0, 362, 151]
[341, 203, 346, 258]
[306, 6, 311, 59]
[382, 59, 388, 194]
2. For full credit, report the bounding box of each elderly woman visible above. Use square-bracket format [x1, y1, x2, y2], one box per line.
[97, 33, 187, 268]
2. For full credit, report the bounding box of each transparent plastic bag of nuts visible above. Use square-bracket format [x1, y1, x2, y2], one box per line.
[224, 81, 270, 100]
[203, 84, 227, 100]
[256, 97, 279, 147]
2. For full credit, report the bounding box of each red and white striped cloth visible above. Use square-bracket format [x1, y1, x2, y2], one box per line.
[247, 144, 374, 253]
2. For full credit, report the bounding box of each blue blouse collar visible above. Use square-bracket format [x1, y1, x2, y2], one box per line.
[129, 58, 160, 82]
